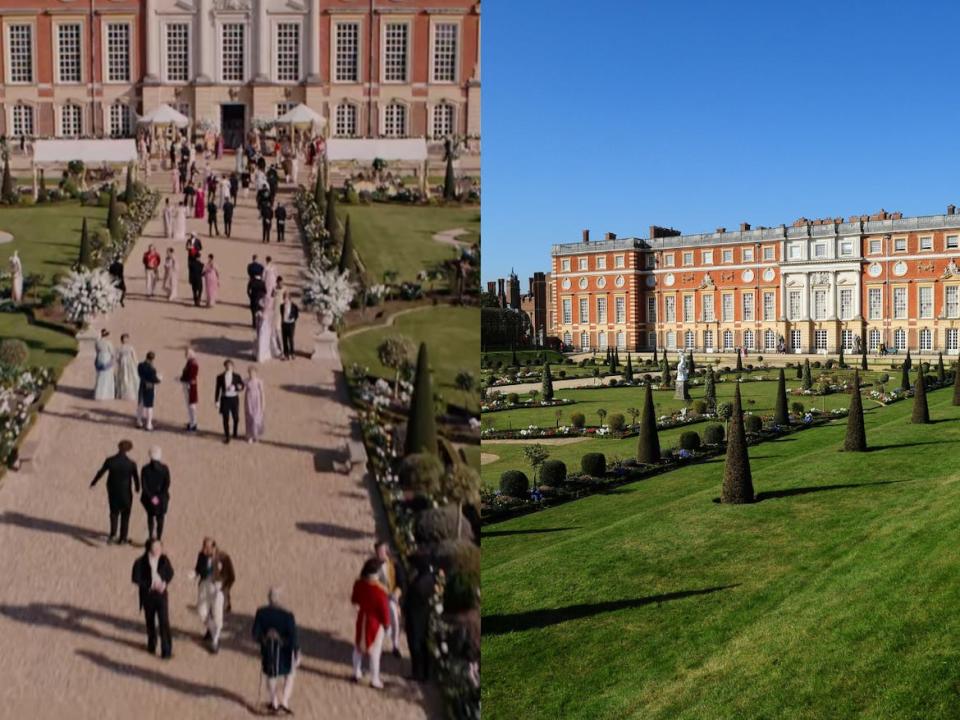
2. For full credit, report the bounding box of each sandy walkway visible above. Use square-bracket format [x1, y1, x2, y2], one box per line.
[480, 453, 500, 465]
[0, 168, 438, 718]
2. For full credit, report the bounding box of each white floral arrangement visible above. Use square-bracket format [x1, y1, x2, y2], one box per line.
[56, 268, 122, 323]
[250, 117, 276, 131]
[302, 266, 355, 324]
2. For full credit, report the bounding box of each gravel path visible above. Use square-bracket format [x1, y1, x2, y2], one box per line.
[0, 173, 438, 718]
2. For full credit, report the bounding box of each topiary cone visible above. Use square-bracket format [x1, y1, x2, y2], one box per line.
[901, 364, 911, 392]
[443, 152, 456, 200]
[721, 384, 754, 504]
[954, 361, 960, 406]
[773, 367, 789, 426]
[624, 353, 633, 383]
[324, 187, 339, 244]
[844, 370, 867, 451]
[404, 343, 438, 456]
[78, 217, 92, 269]
[937, 352, 946, 384]
[735, 349, 743, 372]
[661, 357, 671, 386]
[541, 363, 554, 401]
[911, 366, 930, 424]
[636, 383, 660, 464]
[338, 214, 354, 274]
[802, 359, 813, 390]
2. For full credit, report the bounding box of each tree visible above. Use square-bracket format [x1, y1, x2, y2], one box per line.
[106, 184, 122, 240]
[661, 357, 672, 387]
[77, 217, 93, 269]
[637, 383, 660, 464]
[338, 214, 354, 274]
[377, 336, 416, 399]
[324, 187, 339, 245]
[796, 363, 803, 380]
[687, 352, 695, 375]
[596, 408, 607, 427]
[838, 346, 845, 368]
[802, 359, 813, 391]
[720, 384, 754, 504]
[901, 364, 911, 392]
[522, 444, 550, 485]
[844, 370, 867, 451]
[626, 406, 640, 427]
[443, 152, 456, 201]
[608, 349, 616, 374]
[405, 343, 439, 456]
[614, 347, 620, 370]
[529, 389, 539, 404]
[442, 463, 480, 539]
[911, 367, 930, 424]
[124, 161, 135, 202]
[313, 161, 326, 212]
[554, 408, 563, 428]
[653, 346, 658, 364]
[704, 366, 717, 409]
[773, 368, 789, 426]
[904, 350, 912, 372]
[454, 370, 475, 407]
[511, 346, 518, 366]
[735, 348, 743, 372]
[542, 363, 554, 401]
[0, 154, 14, 204]
[861, 343, 868, 371]
[624, 353, 634, 383]
[938, 352, 946, 384]
[37, 168, 47, 202]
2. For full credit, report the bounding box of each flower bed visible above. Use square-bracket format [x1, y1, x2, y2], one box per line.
[480, 412, 710, 441]
[480, 397, 574, 414]
[0, 364, 55, 471]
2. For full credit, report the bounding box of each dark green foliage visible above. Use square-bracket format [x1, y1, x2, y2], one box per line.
[838, 347, 845, 368]
[720, 384, 754, 504]
[106, 184, 121, 240]
[703, 423, 725, 445]
[791, 401, 805, 414]
[687, 352, 695, 375]
[542, 363, 554, 401]
[904, 350, 912, 372]
[911, 367, 930, 424]
[499, 470, 529, 498]
[704, 366, 716, 408]
[414, 504, 460, 543]
[405, 343, 438, 456]
[570, 412, 585, 428]
[77, 217, 93, 269]
[861, 344, 868, 371]
[796, 363, 803, 380]
[0, 339, 29, 368]
[338, 214, 354, 274]
[609, 348, 616, 374]
[580, 453, 606, 477]
[607, 413, 626, 432]
[679, 431, 701, 451]
[540, 460, 567, 487]
[844, 370, 867, 451]
[937, 353, 946, 384]
[444, 153, 456, 200]
[661, 357, 671, 386]
[506, 393, 519, 405]
[614, 348, 620, 370]
[653, 346, 658, 364]
[901, 364, 911, 392]
[692, 399, 707, 415]
[313, 161, 326, 212]
[802, 359, 813, 390]
[637, 383, 660, 464]
[774, 368, 789, 426]
[398, 452, 444, 495]
[624, 353, 634, 383]
[37, 168, 48, 203]
[735, 349, 743, 372]
[744, 414, 763, 433]
[324, 187, 339, 244]
[0, 155, 14, 204]
[124, 162, 134, 202]
[954, 361, 960, 406]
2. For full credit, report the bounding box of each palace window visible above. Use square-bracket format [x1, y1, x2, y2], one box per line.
[894, 328, 906, 351]
[597, 297, 607, 323]
[59, 104, 81, 137]
[788, 290, 802, 320]
[813, 290, 827, 320]
[743, 330, 755, 350]
[702, 250, 713, 265]
[742, 248, 753, 262]
[165, 24, 189, 82]
[704, 330, 714, 350]
[596, 257, 606, 270]
[221, 23, 246, 82]
[578, 258, 588, 271]
[276, 22, 301, 82]
[562, 331, 572, 347]
[841, 330, 853, 350]
[722, 293, 733, 322]
[579, 298, 589, 324]
[920, 328, 933, 351]
[791, 329, 802, 351]
[814, 243, 827, 258]
[666, 330, 676, 349]
[616, 331, 626, 350]
[684, 330, 695, 350]
[765, 329, 776, 350]
[560, 259, 571, 272]
[722, 249, 733, 263]
[664, 296, 676, 322]
[109, 103, 132, 137]
[869, 239, 881, 254]
[788, 244, 802, 260]
[868, 287, 882, 320]
[702, 295, 714, 322]
[580, 332, 589, 351]
[615, 297, 626, 323]
[814, 330, 827, 351]
[839, 289, 853, 320]
[384, 23, 408, 82]
[947, 286, 959, 318]
[763, 246, 775, 261]
[663, 254, 675, 267]
[948, 328, 959, 352]
[919, 286, 933, 319]
[8, 24, 33, 84]
[948, 235, 959, 249]
[598, 331, 607, 350]
[615, 255, 626, 269]
[683, 295, 694, 322]
[894, 238, 907, 252]
[742, 293, 754, 321]
[383, 103, 407, 138]
[868, 329, 881, 351]
[11, 104, 34, 137]
[335, 22, 360, 82]
[432, 103, 455, 138]
[840, 241, 853, 256]
[763, 291, 775, 320]
[723, 330, 733, 350]
[432, 23, 457, 82]
[335, 103, 358, 137]
[893, 287, 907, 319]
[561, 298, 572, 324]
[647, 331, 656, 349]
[106, 23, 131, 82]
[682, 252, 693, 266]
[58, 24, 82, 83]
[276, 102, 296, 118]
[920, 236, 933, 251]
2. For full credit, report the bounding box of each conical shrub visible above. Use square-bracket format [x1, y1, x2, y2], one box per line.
[338, 214, 354, 274]
[313, 161, 326, 212]
[324, 187, 339, 244]
[904, 350, 912, 372]
[735, 349, 743, 372]
[443, 153, 456, 200]
[624, 353, 633, 383]
[687, 352, 695, 375]
[653, 346, 658, 364]
[1, 155, 14, 204]
[844, 370, 867, 451]
[637, 383, 660, 464]
[911, 367, 930, 424]
[802, 359, 812, 390]
[404, 343, 438, 456]
[901, 364, 911, 392]
[106, 184, 121, 240]
[773, 368, 789, 426]
[704, 366, 716, 408]
[861, 345, 868, 371]
[542, 363, 554, 401]
[77, 217, 93, 269]
[661, 357, 671, 386]
[124, 162, 134, 202]
[937, 352, 946, 384]
[839, 347, 845, 368]
[796, 363, 803, 380]
[721, 384, 754, 504]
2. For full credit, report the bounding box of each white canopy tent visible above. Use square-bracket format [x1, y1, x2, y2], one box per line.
[31, 139, 139, 199]
[325, 138, 428, 162]
[137, 103, 189, 127]
[275, 103, 325, 127]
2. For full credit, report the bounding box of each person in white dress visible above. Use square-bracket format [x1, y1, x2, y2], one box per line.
[8, 250, 23, 305]
[93, 329, 116, 400]
[163, 249, 179, 301]
[162, 199, 175, 239]
[115, 333, 140, 401]
[255, 296, 278, 363]
[174, 202, 187, 242]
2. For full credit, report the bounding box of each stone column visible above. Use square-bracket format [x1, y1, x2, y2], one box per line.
[307, 0, 321, 83]
[197, 0, 214, 84]
[255, 0, 270, 82]
[144, 0, 159, 83]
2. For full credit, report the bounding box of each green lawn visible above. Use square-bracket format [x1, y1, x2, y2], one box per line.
[339, 203, 480, 285]
[482, 385, 960, 719]
[0, 313, 77, 371]
[482, 349, 567, 366]
[340, 305, 480, 412]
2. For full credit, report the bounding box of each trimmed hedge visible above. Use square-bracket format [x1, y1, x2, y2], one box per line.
[679, 431, 701, 451]
[744, 414, 763, 433]
[607, 413, 626, 432]
[570, 412, 586, 428]
[540, 460, 567, 487]
[703, 423, 725, 445]
[499, 470, 530, 498]
[580, 452, 606, 477]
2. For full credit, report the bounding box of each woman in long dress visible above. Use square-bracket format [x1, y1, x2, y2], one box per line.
[255, 297, 274, 363]
[8, 250, 23, 305]
[194, 185, 206, 219]
[244, 366, 265, 443]
[162, 199, 174, 239]
[93, 330, 116, 400]
[115, 333, 140, 401]
[271, 288, 285, 358]
[163, 248, 179, 301]
[203, 254, 220, 307]
[174, 202, 187, 241]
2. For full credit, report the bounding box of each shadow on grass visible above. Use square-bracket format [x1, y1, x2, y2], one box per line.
[482, 585, 739, 636]
[754, 479, 909, 502]
[868, 440, 949, 451]
[481, 527, 580, 539]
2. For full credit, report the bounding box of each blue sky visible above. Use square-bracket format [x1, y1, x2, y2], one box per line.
[482, 0, 960, 283]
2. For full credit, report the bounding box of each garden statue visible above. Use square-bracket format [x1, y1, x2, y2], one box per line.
[853, 335, 862, 354]
[675, 350, 690, 400]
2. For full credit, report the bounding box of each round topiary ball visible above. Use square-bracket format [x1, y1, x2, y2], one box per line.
[570, 412, 586, 429]
[703, 423, 725, 445]
[692, 399, 707, 415]
[679, 431, 701, 451]
[0, 338, 29, 368]
[581, 452, 606, 477]
[791, 401, 805, 414]
[499, 470, 530, 498]
[744, 414, 763, 433]
[540, 460, 567, 487]
[607, 413, 625, 432]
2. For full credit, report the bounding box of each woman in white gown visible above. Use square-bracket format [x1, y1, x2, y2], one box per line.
[8, 250, 23, 305]
[271, 288, 286, 358]
[93, 330, 116, 400]
[163, 248, 179, 301]
[174, 202, 188, 241]
[114, 333, 140, 401]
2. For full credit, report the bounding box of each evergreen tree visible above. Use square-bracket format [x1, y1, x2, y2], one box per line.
[802, 358, 813, 391]
[773, 368, 789, 426]
[704, 366, 717, 409]
[653, 346, 658, 364]
[624, 353, 634, 383]
[721, 384, 754, 504]
[687, 352, 695, 375]
[404, 343, 438, 456]
[124, 161, 134, 202]
[614, 347, 620, 370]
[938, 352, 946, 384]
[511, 345, 518, 367]
[954, 361, 960, 406]
[542, 363, 554, 401]
[313, 161, 326, 213]
[608, 349, 616, 374]
[901, 364, 911, 392]
[861, 343, 868, 371]
[839, 346, 845, 368]
[736, 348, 743, 372]
[324, 187, 339, 245]
[77, 217, 93, 269]
[904, 350, 912, 372]
[338, 214, 354, 274]
[661, 357, 671, 386]
[1, 155, 14, 204]
[637, 383, 660, 464]
[911, 367, 930, 424]
[38, 168, 47, 202]
[796, 363, 803, 380]
[106, 184, 121, 240]
[443, 152, 456, 201]
[843, 370, 867, 451]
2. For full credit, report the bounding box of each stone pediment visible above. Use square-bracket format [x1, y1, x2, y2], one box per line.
[286, 0, 306, 9]
[174, 0, 196, 9]
[214, 0, 252, 10]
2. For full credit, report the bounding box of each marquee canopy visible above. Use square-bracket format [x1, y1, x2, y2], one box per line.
[325, 138, 428, 162]
[138, 103, 189, 127]
[275, 103, 324, 126]
[32, 139, 138, 165]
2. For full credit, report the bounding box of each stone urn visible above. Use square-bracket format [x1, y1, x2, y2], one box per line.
[311, 310, 339, 361]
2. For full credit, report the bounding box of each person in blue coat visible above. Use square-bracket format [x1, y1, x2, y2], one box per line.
[252, 587, 300, 715]
[136, 352, 162, 431]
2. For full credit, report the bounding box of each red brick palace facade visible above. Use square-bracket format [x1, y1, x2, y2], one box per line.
[551, 207, 960, 356]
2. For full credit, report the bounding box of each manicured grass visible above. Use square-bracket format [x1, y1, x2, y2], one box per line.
[339, 203, 480, 285]
[0, 313, 76, 371]
[482, 349, 567, 366]
[482, 385, 960, 719]
[339, 305, 480, 412]
[0, 201, 109, 290]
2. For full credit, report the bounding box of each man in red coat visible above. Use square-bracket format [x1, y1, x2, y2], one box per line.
[179, 348, 199, 432]
[143, 245, 161, 297]
[351, 558, 390, 689]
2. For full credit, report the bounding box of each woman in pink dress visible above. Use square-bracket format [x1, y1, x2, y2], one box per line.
[203, 254, 220, 307]
[195, 186, 206, 219]
[244, 366, 265, 443]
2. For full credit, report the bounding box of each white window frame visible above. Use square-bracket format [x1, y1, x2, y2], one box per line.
[813, 290, 827, 321]
[919, 328, 933, 351]
[702, 294, 714, 322]
[894, 328, 906, 351]
[868, 287, 882, 320]
[596, 296, 607, 324]
[431, 102, 456, 139]
[763, 291, 775, 320]
[5, 22, 35, 85]
[275, 102, 296, 118]
[840, 241, 853, 256]
[744, 330, 755, 351]
[560, 259, 570, 272]
[58, 103, 82, 138]
[722, 249, 733, 263]
[646, 296, 656, 322]
[742, 292, 754, 322]
[723, 330, 734, 350]
[702, 250, 714, 265]
[578, 297, 589, 324]
[682, 251, 694, 267]
[841, 329, 854, 351]
[684, 330, 695, 350]
[109, 102, 132, 138]
[273, 19, 302, 83]
[919, 236, 933, 252]
[839, 288, 853, 320]
[614, 255, 625, 269]
[162, 21, 191, 84]
[791, 329, 802, 351]
[430, 20, 459, 83]
[332, 20, 361, 84]
[788, 243, 802, 260]
[869, 239, 882, 254]
[54, 21, 83, 85]
[721, 293, 733, 322]
[382, 101, 408, 138]
[763, 245, 775, 261]
[616, 330, 626, 350]
[561, 298, 572, 324]
[664, 296, 676, 322]
[947, 235, 959, 250]
[919, 286, 933, 319]
[893, 287, 907, 319]
[562, 331, 572, 347]
[704, 329, 714, 350]
[218, 20, 249, 84]
[765, 329, 776, 350]
[948, 328, 959, 352]
[596, 256, 606, 270]
[578, 257, 588, 271]
[814, 243, 827, 259]
[814, 330, 827, 351]
[666, 331, 676, 350]
[946, 285, 959, 319]
[102, 20, 133, 84]
[663, 253, 675, 267]
[742, 247, 754, 262]
[580, 331, 590, 351]
[382, 20, 410, 84]
[894, 237, 907, 252]
[868, 329, 881, 351]
[597, 331, 607, 350]
[788, 290, 802, 320]
[682, 295, 694, 322]
[11, 103, 35, 137]
[334, 102, 359, 138]
[615, 296, 626, 324]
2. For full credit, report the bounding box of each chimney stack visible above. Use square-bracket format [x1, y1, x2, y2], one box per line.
[582, 229, 590, 243]
[605, 232, 617, 241]
[715, 227, 726, 234]
[739, 222, 751, 232]
[949, 204, 956, 216]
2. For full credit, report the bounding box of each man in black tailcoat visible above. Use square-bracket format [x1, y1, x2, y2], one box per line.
[89, 440, 140, 544]
[131, 539, 174, 658]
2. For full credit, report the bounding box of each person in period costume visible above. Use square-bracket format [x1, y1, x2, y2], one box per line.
[131, 539, 174, 658]
[289, 152, 299, 186]
[263, 257, 278, 298]
[180, 348, 199, 432]
[218, 176, 230, 208]
[206, 198, 219, 236]
[143, 245, 161, 297]
[215, 359, 245, 443]
[255, 296, 277, 363]
[247, 272, 267, 329]
[115, 333, 140, 401]
[191, 537, 236, 653]
[280, 293, 299, 360]
[375, 541, 403, 658]
[247, 255, 265, 280]
[185, 233, 203, 261]
[260, 202, 273, 244]
[183, 179, 196, 208]
[108, 255, 126, 307]
[170, 163, 180, 195]
[94, 329, 116, 401]
[271, 286, 286, 358]
[163, 248, 179, 301]
[351, 558, 391, 689]
[203, 254, 220, 307]
[403, 552, 434, 682]
[140, 445, 170, 541]
[137, 352, 162, 431]
[174, 202, 188, 242]
[90, 440, 140, 544]
[275, 204, 287, 243]
[252, 587, 300, 715]
[8, 250, 23, 305]
[188, 254, 204, 307]
[194, 184, 206, 219]
[229, 172, 240, 204]
[244, 365, 265, 443]
[223, 198, 234, 238]
[162, 198, 175, 239]
[266, 166, 279, 202]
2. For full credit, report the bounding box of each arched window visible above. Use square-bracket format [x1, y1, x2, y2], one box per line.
[765, 329, 776, 350]
[580, 331, 590, 351]
[12, 103, 35, 137]
[432, 102, 455, 138]
[868, 329, 881, 351]
[59, 104, 82, 137]
[703, 330, 714, 350]
[616, 331, 626, 349]
[723, 330, 733, 350]
[562, 331, 572, 348]
[919, 328, 932, 351]
[744, 330, 755, 350]
[684, 330, 695, 350]
[666, 331, 676, 350]
[894, 328, 906, 351]
[383, 102, 407, 138]
[109, 103, 132, 137]
[598, 331, 607, 349]
[335, 103, 358, 137]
